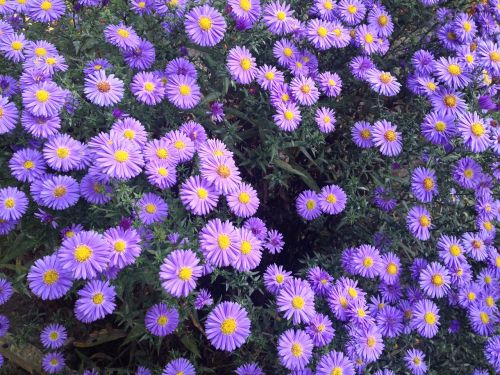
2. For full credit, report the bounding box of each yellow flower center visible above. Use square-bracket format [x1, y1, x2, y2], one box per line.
[444, 95, 457, 107]
[490, 51, 500, 62]
[384, 130, 396, 142]
[179, 84, 191, 96]
[419, 215, 430, 227]
[367, 336, 376, 348]
[326, 194, 337, 203]
[239, 0, 251, 11]
[316, 323, 325, 332]
[46, 57, 57, 66]
[156, 148, 168, 159]
[120, 130, 134, 141]
[157, 315, 168, 326]
[467, 292, 476, 301]
[465, 54, 474, 63]
[145, 203, 157, 214]
[357, 308, 366, 317]
[92, 292, 104, 305]
[174, 140, 185, 150]
[114, 240, 126, 253]
[324, 0, 333, 10]
[43, 269, 59, 285]
[348, 4, 357, 14]
[50, 359, 58, 366]
[424, 312, 436, 325]
[216, 165, 231, 178]
[284, 110, 294, 120]
[198, 16, 213, 31]
[283, 47, 293, 57]
[331, 368, 343, 375]
[431, 274, 443, 286]
[240, 58, 252, 71]
[138, 1, 145, 8]
[480, 312, 489, 324]
[364, 33, 374, 44]
[53, 186, 66, 197]
[484, 276, 492, 284]
[363, 256, 374, 268]
[240, 240, 252, 255]
[449, 244, 461, 256]
[413, 357, 421, 365]
[265, 71, 275, 81]
[471, 122, 485, 137]
[49, 331, 59, 341]
[56, 147, 69, 159]
[114, 150, 129, 163]
[11, 41, 23, 51]
[333, 28, 342, 37]
[196, 188, 208, 199]
[447, 64, 461, 76]
[220, 318, 237, 335]
[291, 296, 305, 309]
[486, 296, 494, 308]
[340, 296, 347, 308]
[157, 167, 168, 177]
[144, 82, 155, 92]
[323, 116, 331, 124]
[36, 89, 50, 103]
[4, 198, 15, 209]
[379, 72, 392, 83]
[218, 234, 231, 250]
[387, 263, 398, 275]
[291, 343, 303, 357]
[117, 28, 129, 38]
[463, 168, 474, 179]
[93, 183, 105, 193]
[276, 274, 284, 283]
[74, 245, 92, 262]
[378, 15, 388, 26]
[178, 267, 192, 281]
[360, 129, 371, 139]
[238, 192, 250, 204]
[348, 287, 357, 298]
[305, 199, 316, 210]
[97, 81, 111, 93]
[483, 221, 492, 231]
[301, 84, 311, 94]
[35, 47, 47, 57]
[317, 26, 328, 38]
[94, 64, 102, 70]
[463, 21, 471, 32]
[40, 1, 52, 10]
[423, 177, 434, 190]
[427, 82, 436, 91]
[434, 121, 446, 132]
[276, 11, 286, 21]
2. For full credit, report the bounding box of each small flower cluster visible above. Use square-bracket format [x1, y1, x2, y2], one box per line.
[296, 184, 347, 220]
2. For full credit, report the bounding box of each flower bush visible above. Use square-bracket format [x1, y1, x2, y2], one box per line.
[0, 0, 498, 374]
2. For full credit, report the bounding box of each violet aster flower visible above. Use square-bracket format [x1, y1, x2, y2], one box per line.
[307, 19, 335, 50]
[227, 182, 259, 218]
[41, 351, 65, 374]
[74, 279, 116, 323]
[407, 206, 432, 241]
[273, 102, 302, 131]
[352, 325, 384, 362]
[264, 229, 285, 254]
[434, 57, 471, 89]
[468, 303, 495, 336]
[58, 230, 109, 280]
[306, 313, 335, 347]
[379, 252, 400, 284]
[318, 71, 342, 97]
[228, 0, 261, 24]
[411, 299, 440, 338]
[194, 288, 213, 309]
[484, 335, 500, 373]
[227, 46, 257, 84]
[263, 1, 295, 35]
[352, 244, 382, 278]
[420, 111, 455, 145]
[39, 174, 79, 210]
[209, 101, 225, 123]
[0, 75, 18, 98]
[160, 249, 202, 297]
[205, 301, 250, 351]
[430, 87, 467, 117]
[232, 228, 262, 271]
[21, 111, 60, 139]
[338, 0, 365, 25]
[80, 173, 113, 205]
[131, 71, 164, 105]
[143, 138, 178, 165]
[103, 227, 141, 269]
[179, 121, 207, 149]
[356, 24, 378, 55]
[307, 266, 332, 297]
[83, 58, 113, 76]
[235, 363, 263, 375]
[199, 218, 239, 267]
[104, 23, 140, 50]
[40, 324, 67, 350]
[162, 358, 195, 375]
[277, 277, 315, 324]
[368, 7, 393, 37]
[412, 50, 435, 75]
[404, 348, 428, 375]
[137, 193, 168, 225]
[318, 184, 347, 215]
[256, 65, 284, 91]
[366, 69, 401, 96]
[315, 107, 336, 133]
[200, 155, 241, 194]
[316, 350, 355, 375]
[290, 75, 319, 106]
[9, 148, 46, 183]
[84, 70, 124, 107]
[95, 137, 144, 180]
[166, 130, 196, 162]
[277, 329, 313, 371]
[0, 32, 26, 62]
[0, 187, 28, 221]
[477, 40, 499, 76]
[144, 303, 179, 336]
[23, 81, 64, 117]
[0, 315, 8, 337]
[419, 262, 450, 298]
[273, 39, 298, 66]
[372, 120, 402, 156]
[185, 5, 226, 47]
[27, 254, 72, 300]
[0, 278, 13, 305]
[296, 190, 322, 220]
[123, 38, 156, 70]
[351, 121, 374, 148]
[180, 175, 220, 215]
[264, 263, 291, 294]
[457, 111, 491, 152]
[165, 74, 201, 109]
[243, 217, 267, 240]
[166, 57, 197, 79]
[0, 95, 18, 134]
[43, 133, 85, 172]
[411, 167, 438, 203]
[453, 157, 482, 189]
[437, 234, 465, 267]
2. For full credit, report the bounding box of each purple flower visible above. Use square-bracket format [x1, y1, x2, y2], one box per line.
[277, 329, 313, 371]
[123, 38, 156, 70]
[264, 229, 284, 254]
[162, 358, 195, 375]
[40, 324, 67, 349]
[194, 288, 213, 309]
[103, 227, 141, 269]
[145, 303, 179, 337]
[165, 74, 201, 109]
[263, 1, 295, 35]
[316, 350, 355, 375]
[0, 187, 28, 221]
[0, 278, 13, 305]
[434, 57, 471, 89]
[184, 5, 226, 47]
[160, 249, 202, 297]
[95, 137, 144, 180]
[23, 81, 65, 117]
[232, 228, 262, 271]
[306, 313, 335, 347]
[200, 155, 241, 194]
[407, 206, 432, 240]
[199, 219, 239, 267]
[404, 349, 428, 375]
[137, 193, 168, 225]
[205, 301, 251, 351]
[104, 23, 140, 50]
[290, 75, 319, 106]
[366, 69, 401, 96]
[28, 255, 72, 300]
[318, 184, 347, 215]
[41, 351, 65, 374]
[273, 102, 302, 131]
[0, 95, 18, 134]
[84, 70, 124, 107]
[315, 107, 336, 133]
[372, 120, 402, 156]
[277, 278, 315, 324]
[74, 279, 116, 323]
[411, 167, 438, 203]
[227, 46, 257, 84]
[131, 72, 164, 105]
[420, 111, 455, 145]
[457, 111, 491, 153]
[411, 299, 440, 338]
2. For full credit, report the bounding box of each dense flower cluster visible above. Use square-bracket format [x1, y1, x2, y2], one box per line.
[0, 0, 498, 373]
